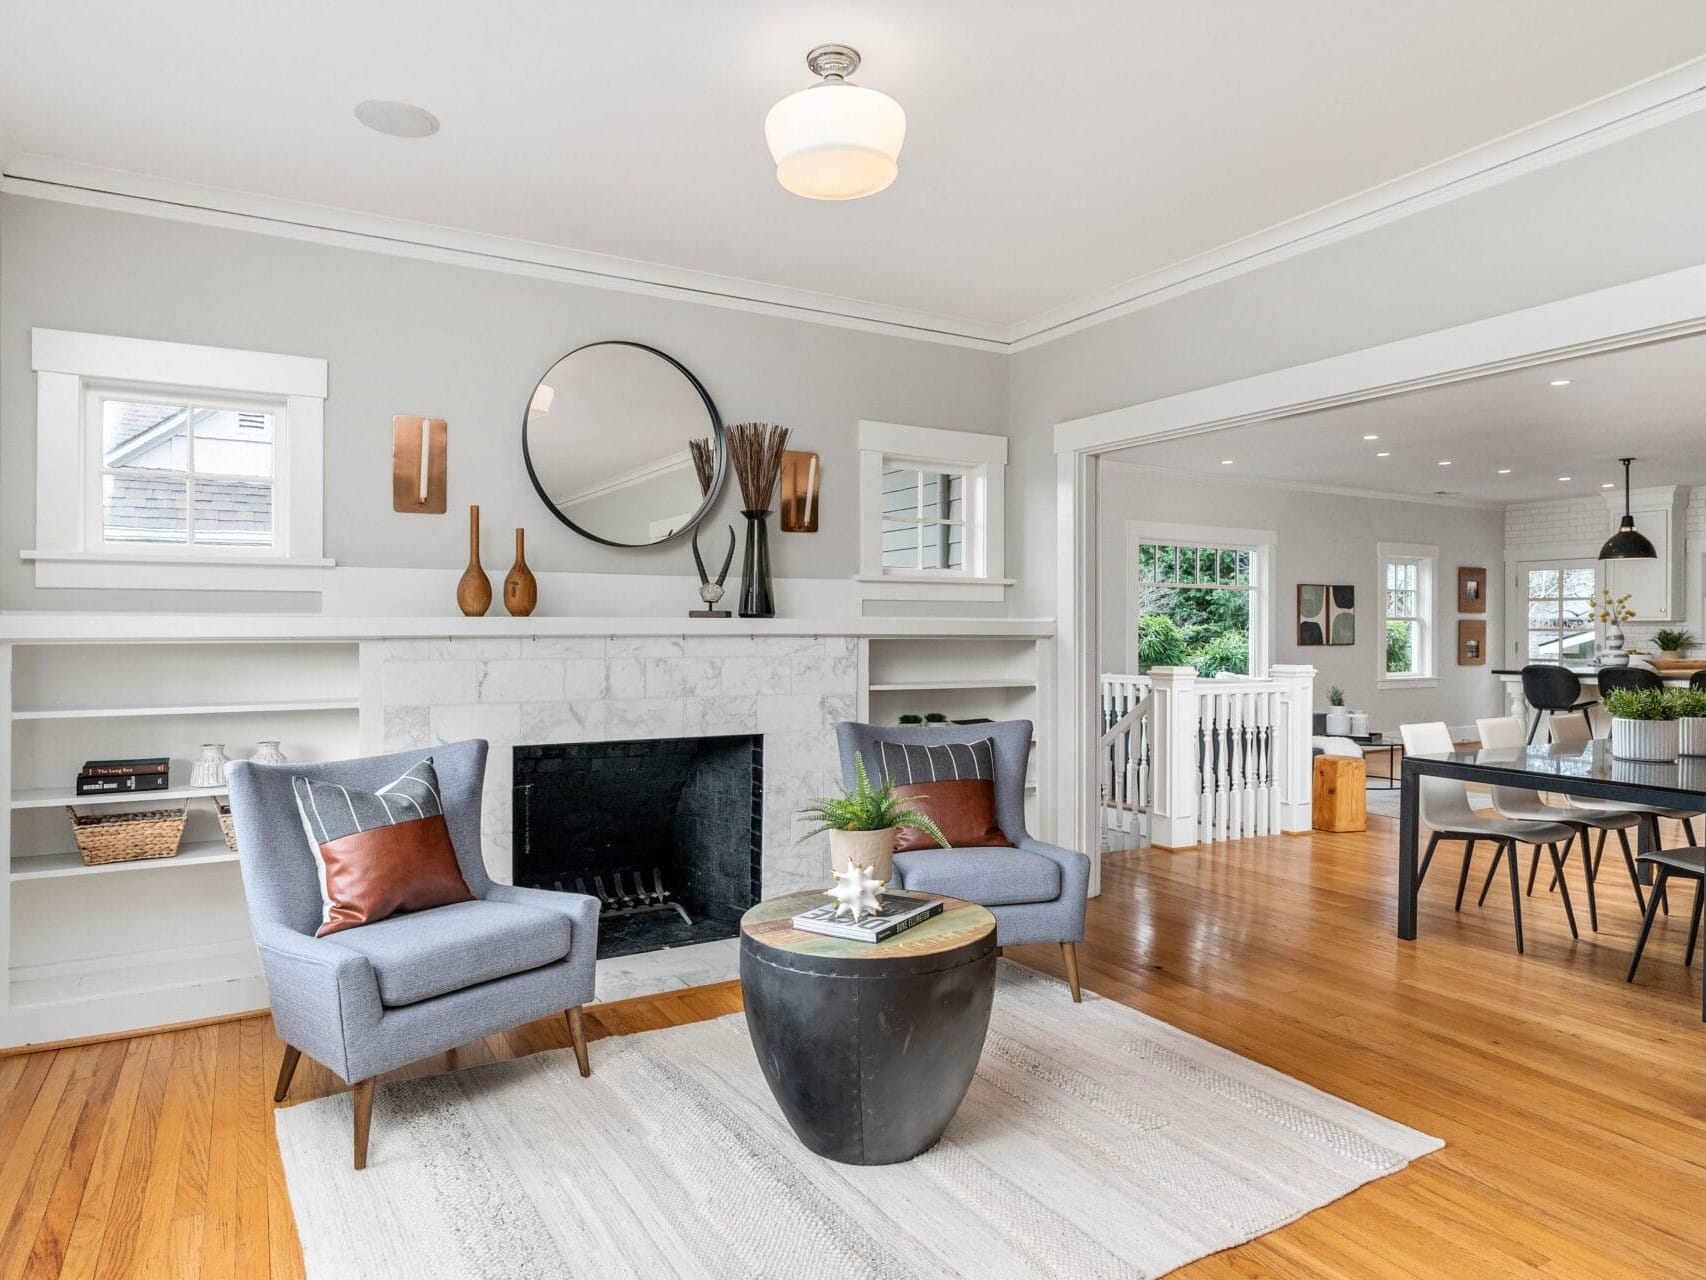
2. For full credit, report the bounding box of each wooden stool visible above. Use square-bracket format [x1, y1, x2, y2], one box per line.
[1313, 755, 1367, 832]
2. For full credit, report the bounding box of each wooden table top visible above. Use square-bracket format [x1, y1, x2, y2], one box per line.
[740, 890, 995, 963]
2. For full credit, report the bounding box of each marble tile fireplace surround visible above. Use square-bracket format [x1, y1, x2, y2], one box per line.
[369, 633, 858, 998]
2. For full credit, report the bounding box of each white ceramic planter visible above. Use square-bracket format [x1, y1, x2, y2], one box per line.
[1609, 717, 1679, 761]
[1348, 711, 1370, 737]
[1679, 717, 1706, 757]
[1324, 708, 1351, 736]
[828, 827, 897, 883]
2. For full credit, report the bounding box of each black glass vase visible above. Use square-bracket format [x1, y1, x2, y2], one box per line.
[738, 509, 775, 618]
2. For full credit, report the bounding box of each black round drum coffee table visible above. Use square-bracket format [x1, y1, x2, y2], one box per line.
[739, 890, 997, 1166]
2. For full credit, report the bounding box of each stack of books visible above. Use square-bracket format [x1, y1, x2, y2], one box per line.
[792, 891, 945, 943]
[75, 757, 170, 796]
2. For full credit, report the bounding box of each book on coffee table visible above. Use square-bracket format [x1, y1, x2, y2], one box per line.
[791, 891, 945, 943]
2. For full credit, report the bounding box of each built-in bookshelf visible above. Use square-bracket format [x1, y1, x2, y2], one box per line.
[3, 640, 361, 1047]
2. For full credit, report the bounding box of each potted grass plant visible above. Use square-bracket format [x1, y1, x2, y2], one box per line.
[1653, 628, 1695, 661]
[799, 752, 949, 881]
[1324, 686, 1351, 736]
[1605, 687, 1680, 761]
[1671, 687, 1706, 756]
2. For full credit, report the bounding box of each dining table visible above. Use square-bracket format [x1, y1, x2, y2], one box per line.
[1398, 741, 1706, 1019]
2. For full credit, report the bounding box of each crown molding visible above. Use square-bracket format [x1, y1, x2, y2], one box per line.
[7, 54, 1706, 357]
[0, 158, 1010, 352]
[1006, 55, 1706, 351]
[1099, 457, 1504, 511]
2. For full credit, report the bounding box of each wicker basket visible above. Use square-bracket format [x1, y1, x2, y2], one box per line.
[216, 801, 239, 852]
[66, 805, 188, 866]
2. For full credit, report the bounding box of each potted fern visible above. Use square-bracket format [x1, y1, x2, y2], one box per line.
[1605, 687, 1679, 761]
[1671, 687, 1706, 756]
[1653, 628, 1695, 660]
[799, 752, 949, 881]
[1324, 686, 1350, 736]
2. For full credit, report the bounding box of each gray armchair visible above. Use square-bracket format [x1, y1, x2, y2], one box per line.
[226, 739, 599, 1168]
[835, 720, 1091, 1000]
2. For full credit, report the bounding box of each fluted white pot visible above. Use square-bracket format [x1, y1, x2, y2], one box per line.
[1679, 717, 1706, 757]
[1324, 708, 1351, 736]
[827, 827, 897, 883]
[1609, 717, 1679, 761]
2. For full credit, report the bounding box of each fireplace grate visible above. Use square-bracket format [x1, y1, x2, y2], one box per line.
[553, 868, 693, 927]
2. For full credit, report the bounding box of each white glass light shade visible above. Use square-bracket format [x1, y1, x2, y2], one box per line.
[764, 82, 906, 200]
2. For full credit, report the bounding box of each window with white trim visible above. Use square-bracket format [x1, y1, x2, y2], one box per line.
[1518, 559, 1598, 663]
[1378, 542, 1437, 684]
[27, 329, 329, 592]
[858, 421, 1006, 600]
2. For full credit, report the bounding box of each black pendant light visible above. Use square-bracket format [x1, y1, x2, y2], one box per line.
[1599, 457, 1658, 561]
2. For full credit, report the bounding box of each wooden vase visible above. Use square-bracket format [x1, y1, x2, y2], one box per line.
[456, 505, 492, 617]
[503, 528, 537, 617]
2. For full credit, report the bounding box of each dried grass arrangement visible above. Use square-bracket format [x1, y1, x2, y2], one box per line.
[726, 423, 791, 514]
[689, 437, 716, 496]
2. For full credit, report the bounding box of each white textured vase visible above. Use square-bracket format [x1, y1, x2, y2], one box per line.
[1609, 717, 1678, 762]
[251, 740, 287, 765]
[1347, 711, 1369, 737]
[828, 827, 897, 884]
[1679, 717, 1706, 757]
[1324, 708, 1351, 736]
[191, 743, 231, 788]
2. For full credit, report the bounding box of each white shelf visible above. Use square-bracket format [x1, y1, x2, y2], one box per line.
[12, 698, 357, 721]
[11, 840, 238, 881]
[867, 679, 1037, 692]
[12, 784, 226, 810]
[9, 943, 260, 1010]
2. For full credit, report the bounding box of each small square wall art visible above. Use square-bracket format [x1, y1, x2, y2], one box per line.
[1298, 584, 1356, 645]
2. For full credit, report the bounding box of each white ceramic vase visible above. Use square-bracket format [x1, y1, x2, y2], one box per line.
[1324, 708, 1351, 736]
[1609, 717, 1678, 762]
[1600, 626, 1629, 666]
[1679, 717, 1706, 757]
[828, 827, 897, 884]
[191, 743, 231, 788]
[251, 740, 287, 765]
[1347, 711, 1369, 737]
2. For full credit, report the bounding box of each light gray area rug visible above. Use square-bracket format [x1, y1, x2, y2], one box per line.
[276, 964, 1440, 1279]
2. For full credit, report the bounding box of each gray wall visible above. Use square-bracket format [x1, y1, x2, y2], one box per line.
[1009, 108, 1706, 617]
[0, 194, 1008, 611]
[1098, 465, 1507, 730]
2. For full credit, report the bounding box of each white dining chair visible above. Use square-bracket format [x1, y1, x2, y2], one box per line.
[1477, 714, 1638, 931]
[1399, 721, 1579, 952]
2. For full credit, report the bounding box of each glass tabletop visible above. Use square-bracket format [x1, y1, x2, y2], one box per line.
[1410, 740, 1706, 798]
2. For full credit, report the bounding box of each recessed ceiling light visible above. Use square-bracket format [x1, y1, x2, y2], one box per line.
[354, 100, 440, 138]
[1550, 379, 1572, 387]
[1219, 459, 1234, 465]
[1362, 434, 1379, 441]
[1375, 451, 1391, 458]
[1497, 468, 1512, 474]
[1601, 481, 1615, 488]
[1438, 460, 1452, 467]
[1558, 476, 1573, 482]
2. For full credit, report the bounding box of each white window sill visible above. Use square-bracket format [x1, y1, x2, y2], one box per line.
[854, 573, 1012, 603]
[22, 550, 333, 593]
[1377, 674, 1439, 691]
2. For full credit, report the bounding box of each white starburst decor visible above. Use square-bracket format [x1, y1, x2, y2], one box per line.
[827, 859, 886, 922]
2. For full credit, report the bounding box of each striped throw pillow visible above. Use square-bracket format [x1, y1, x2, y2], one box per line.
[871, 738, 1011, 851]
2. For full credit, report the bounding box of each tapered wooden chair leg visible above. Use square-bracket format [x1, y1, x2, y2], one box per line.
[273, 1045, 302, 1103]
[1060, 942, 1082, 1003]
[1454, 839, 1476, 912]
[1417, 833, 1441, 886]
[352, 1079, 374, 1171]
[566, 1007, 591, 1077]
[1686, 882, 1704, 970]
[1626, 868, 1669, 983]
[1504, 840, 1525, 955]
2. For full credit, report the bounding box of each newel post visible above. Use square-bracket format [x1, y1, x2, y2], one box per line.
[1146, 666, 1200, 848]
[1269, 663, 1316, 832]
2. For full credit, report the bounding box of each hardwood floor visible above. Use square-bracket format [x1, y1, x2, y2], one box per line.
[3, 818, 1704, 1277]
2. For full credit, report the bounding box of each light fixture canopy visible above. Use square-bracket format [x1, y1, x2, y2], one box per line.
[765, 44, 906, 200]
[1599, 457, 1658, 560]
[354, 99, 439, 138]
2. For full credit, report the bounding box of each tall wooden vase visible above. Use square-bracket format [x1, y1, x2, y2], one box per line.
[457, 505, 492, 617]
[504, 528, 537, 617]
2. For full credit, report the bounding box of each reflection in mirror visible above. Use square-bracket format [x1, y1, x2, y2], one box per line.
[522, 342, 723, 547]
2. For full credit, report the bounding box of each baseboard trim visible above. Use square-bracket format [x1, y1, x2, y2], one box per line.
[0, 1005, 266, 1057]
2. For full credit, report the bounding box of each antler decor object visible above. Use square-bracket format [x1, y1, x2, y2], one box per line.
[689, 525, 736, 618]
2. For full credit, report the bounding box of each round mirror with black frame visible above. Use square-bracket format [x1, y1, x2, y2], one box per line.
[522, 341, 726, 548]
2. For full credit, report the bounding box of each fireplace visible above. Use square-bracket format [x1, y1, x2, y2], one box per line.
[512, 735, 763, 959]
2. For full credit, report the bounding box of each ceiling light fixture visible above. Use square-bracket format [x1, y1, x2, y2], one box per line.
[1362, 434, 1379, 441]
[1220, 458, 1234, 465]
[1550, 379, 1572, 387]
[1497, 468, 1512, 474]
[1438, 460, 1452, 467]
[1599, 457, 1658, 560]
[1376, 451, 1390, 458]
[766, 45, 906, 200]
[354, 99, 439, 138]
[1558, 476, 1572, 482]
[1601, 482, 1615, 488]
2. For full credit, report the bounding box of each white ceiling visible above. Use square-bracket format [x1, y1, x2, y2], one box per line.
[1106, 332, 1706, 505]
[5, 2, 1706, 333]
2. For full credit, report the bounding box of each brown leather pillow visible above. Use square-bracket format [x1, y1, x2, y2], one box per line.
[892, 779, 1012, 851]
[313, 813, 473, 936]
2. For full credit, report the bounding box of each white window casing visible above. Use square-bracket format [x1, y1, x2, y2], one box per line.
[1377, 541, 1439, 688]
[857, 420, 1008, 602]
[25, 329, 331, 592]
[1125, 520, 1276, 677]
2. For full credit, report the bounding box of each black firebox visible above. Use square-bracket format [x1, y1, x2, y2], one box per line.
[512, 735, 762, 959]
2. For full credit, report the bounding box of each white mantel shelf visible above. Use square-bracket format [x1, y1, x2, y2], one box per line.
[0, 613, 1055, 644]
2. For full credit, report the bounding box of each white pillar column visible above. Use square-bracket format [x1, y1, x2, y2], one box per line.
[1269, 663, 1317, 833]
[1147, 666, 1200, 848]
